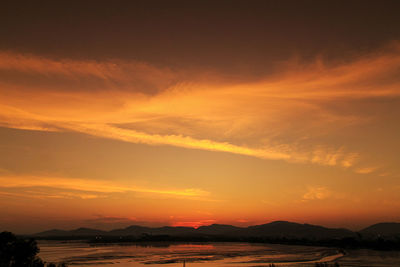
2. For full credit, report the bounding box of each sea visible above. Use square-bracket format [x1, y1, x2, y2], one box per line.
[38, 241, 400, 266]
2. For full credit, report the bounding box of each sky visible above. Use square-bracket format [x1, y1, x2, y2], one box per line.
[1, 0, 400, 234]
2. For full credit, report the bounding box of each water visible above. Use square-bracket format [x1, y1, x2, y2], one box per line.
[38, 241, 400, 266]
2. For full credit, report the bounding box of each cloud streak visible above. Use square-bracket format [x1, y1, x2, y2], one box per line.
[0, 175, 210, 200]
[1, 43, 400, 170]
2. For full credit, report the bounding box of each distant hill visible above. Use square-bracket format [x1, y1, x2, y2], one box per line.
[33, 221, 358, 240]
[360, 222, 400, 238]
[151, 226, 197, 235]
[108, 225, 152, 236]
[245, 221, 355, 239]
[33, 221, 400, 241]
[196, 224, 243, 235]
[30, 221, 400, 250]
[34, 229, 68, 237]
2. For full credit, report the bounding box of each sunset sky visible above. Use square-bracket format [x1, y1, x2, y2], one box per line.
[1, 1, 400, 234]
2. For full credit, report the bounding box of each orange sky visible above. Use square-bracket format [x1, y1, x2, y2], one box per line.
[1, 1, 400, 233]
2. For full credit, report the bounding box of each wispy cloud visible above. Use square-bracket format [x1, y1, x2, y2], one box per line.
[1, 43, 400, 170]
[0, 51, 176, 94]
[354, 166, 379, 174]
[302, 186, 332, 201]
[0, 175, 210, 200]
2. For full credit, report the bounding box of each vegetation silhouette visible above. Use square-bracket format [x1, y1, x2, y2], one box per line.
[0, 231, 67, 267]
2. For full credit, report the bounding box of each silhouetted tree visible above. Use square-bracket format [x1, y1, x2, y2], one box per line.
[0, 231, 66, 267]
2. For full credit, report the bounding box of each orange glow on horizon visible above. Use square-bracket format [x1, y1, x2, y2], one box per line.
[171, 220, 217, 229]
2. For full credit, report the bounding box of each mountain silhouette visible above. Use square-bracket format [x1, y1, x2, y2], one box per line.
[196, 224, 243, 235]
[245, 221, 355, 239]
[34, 221, 359, 239]
[360, 222, 400, 238]
[108, 225, 151, 236]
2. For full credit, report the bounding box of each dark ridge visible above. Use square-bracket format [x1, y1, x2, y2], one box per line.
[246, 221, 355, 239]
[360, 222, 400, 238]
[33, 220, 354, 239]
[196, 224, 243, 235]
[29, 221, 400, 250]
[108, 225, 151, 236]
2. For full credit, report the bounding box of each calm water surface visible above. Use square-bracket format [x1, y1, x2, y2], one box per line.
[38, 241, 400, 266]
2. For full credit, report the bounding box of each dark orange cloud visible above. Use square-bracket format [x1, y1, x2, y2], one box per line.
[1, 44, 400, 173]
[0, 175, 210, 200]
